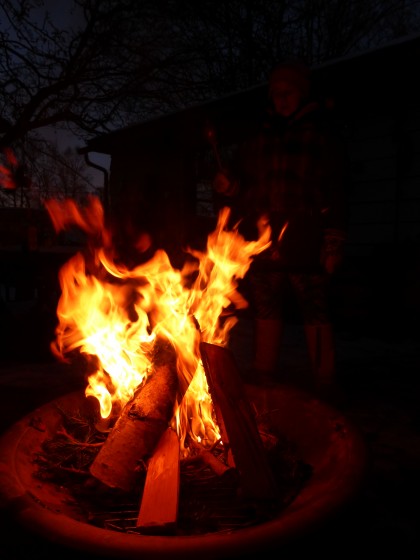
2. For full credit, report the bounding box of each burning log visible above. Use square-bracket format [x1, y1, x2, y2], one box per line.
[194, 449, 229, 476]
[136, 426, 180, 533]
[199, 342, 279, 502]
[186, 439, 238, 479]
[89, 341, 179, 493]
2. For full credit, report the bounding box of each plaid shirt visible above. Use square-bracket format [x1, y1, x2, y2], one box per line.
[221, 101, 348, 270]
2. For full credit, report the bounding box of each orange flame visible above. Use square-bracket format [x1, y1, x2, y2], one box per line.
[0, 148, 18, 190]
[44, 196, 271, 453]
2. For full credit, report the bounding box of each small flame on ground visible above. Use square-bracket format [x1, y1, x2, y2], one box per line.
[45, 196, 271, 454]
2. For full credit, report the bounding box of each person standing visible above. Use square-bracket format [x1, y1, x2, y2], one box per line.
[213, 60, 348, 401]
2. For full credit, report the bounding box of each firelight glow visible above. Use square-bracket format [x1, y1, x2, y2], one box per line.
[45, 196, 271, 454]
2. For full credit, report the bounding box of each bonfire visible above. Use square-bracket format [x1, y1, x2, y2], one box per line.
[33, 196, 311, 535]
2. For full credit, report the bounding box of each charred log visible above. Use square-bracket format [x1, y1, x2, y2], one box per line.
[199, 342, 279, 502]
[89, 341, 178, 492]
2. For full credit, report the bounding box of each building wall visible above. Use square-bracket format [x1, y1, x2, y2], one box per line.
[107, 129, 200, 264]
[96, 38, 420, 336]
[343, 104, 420, 256]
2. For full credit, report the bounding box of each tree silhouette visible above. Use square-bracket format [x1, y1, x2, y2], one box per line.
[1, 0, 418, 207]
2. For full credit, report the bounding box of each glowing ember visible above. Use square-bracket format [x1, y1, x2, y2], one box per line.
[44, 196, 271, 454]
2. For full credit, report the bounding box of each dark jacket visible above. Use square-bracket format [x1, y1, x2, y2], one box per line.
[215, 100, 348, 272]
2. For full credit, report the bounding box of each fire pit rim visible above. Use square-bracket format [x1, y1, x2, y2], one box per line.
[0, 384, 368, 559]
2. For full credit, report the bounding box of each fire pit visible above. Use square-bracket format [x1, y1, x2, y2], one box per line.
[0, 198, 367, 557]
[0, 382, 366, 559]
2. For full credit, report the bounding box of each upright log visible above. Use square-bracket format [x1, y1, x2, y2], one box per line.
[136, 426, 180, 533]
[199, 341, 279, 502]
[89, 342, 178, 492]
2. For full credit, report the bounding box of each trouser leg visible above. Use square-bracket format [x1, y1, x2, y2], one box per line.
[289, 273, 336, 387]
[253, 318, 283, 380]
[303, 323, 335, 385]
[248, 268, 286, 384]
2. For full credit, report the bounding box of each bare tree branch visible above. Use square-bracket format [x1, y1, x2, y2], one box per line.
[1, 0, 419, 207]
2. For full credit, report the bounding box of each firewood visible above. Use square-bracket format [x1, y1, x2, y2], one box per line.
[136, 426, 180, 533]
[184, 440, 238, 478]
[199, 342, 279, 502]
[89, 341, 179, 492]
[196, 448, 237, 478]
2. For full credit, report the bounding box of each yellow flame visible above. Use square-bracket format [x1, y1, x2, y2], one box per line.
[45, 197, 271, 454]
